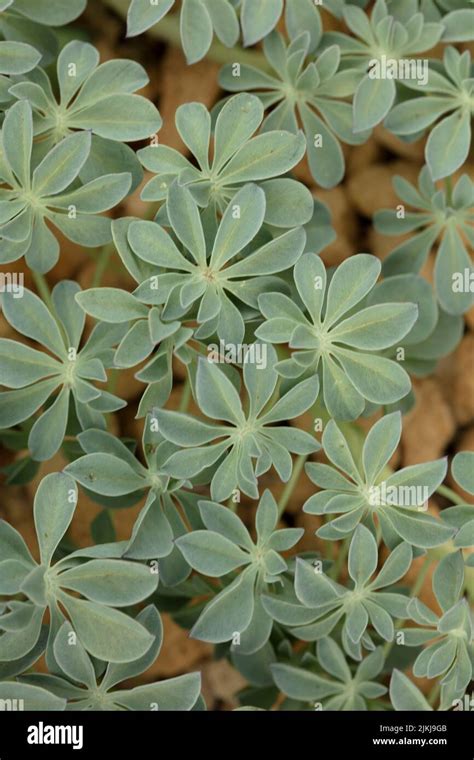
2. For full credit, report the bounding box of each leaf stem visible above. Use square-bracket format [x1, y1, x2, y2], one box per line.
[329, 536, 350, 580]
[107, 368, 118, 395]
[435, 484, 465, 505]
[277, 453, 308, 518]
[444, 176, 453, 205]
[383, 555, 433, 657]
[31, 271, 68, 345]
[428, 681, 441, 708]
[92, 242, 115, 288]
[31, 271, 54, 313]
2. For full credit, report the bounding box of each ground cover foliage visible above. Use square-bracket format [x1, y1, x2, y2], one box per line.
[0, 0, 473, 712]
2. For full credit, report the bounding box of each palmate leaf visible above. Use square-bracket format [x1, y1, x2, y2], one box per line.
[78, 175, 307, 417]
[219, 31, 369, 188]
[399, 551, 473, 706]
[109, 181, 306, 345]
[0, 0, 469, 716]
[272, 640, 386, 710]
[156, 347, 320, 502]
[304, 413, 453, 548]
[138, 92, 310, 223]
[175, 492, 303, 652]
[289, 530, 413, 658]
[0, 284, 126, 461]
[8, 39, 161, 188]
[256, 254, 417, 419]
[384, 47, 473, 180]
[317, 0, 444, 133]
[375, 168, 474, 315]
[0, 100, 132, 272]
[64, 419, 193, 569]
[0, 473, 159, 666]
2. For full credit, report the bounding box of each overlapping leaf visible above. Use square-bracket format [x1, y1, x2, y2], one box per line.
[0, 100, 132, 271]
[19, 611, 201, 710]
[0, 473, 158, 668]
[138, 93, 310, 223]
[399, 551, 473, 708]
[375, 167, 474, 315]
[256, 253, 418, 419]
[219, 32, 368, 188]
[155, 346, 320, 501]
[0, 283, 126, 460]
[303, 412, 452, 548]
[176, 491, 303, 652]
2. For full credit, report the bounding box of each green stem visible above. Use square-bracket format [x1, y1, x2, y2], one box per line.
[428, 681, 441, 709]
[92, 242, 115, 288]
[436, 484, 464, 506]
[102, 0, 270, 69]
[32, 271, 69, 345]
[383, 555, 433, 657]
[277, 453, 308, 518]
[444, 176, 453, 205]
[323, 515, 336, 560]
[329, 537, 350, 580]
[31, 271, 54, 313]
[107, 368, 118, 396]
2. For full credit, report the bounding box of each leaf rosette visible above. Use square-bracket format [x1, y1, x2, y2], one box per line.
[255, 253, 418, 419]
[399, 551, 473, 709]
[375, 168, 474, 315]
[138, 92, 311, 224]
[219, 32, 368, 188]
[0, 100, 132, 272]
[175, 491, 303, 652]
[264, 525, 414, 660]
[272, 638, 387, 710]
[155, 347, 320, 501]
[0, 473, 158, 668]
[0, 283, 126, 461]
[19, 611, 201, 710]
[303, 412, 453, 548]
